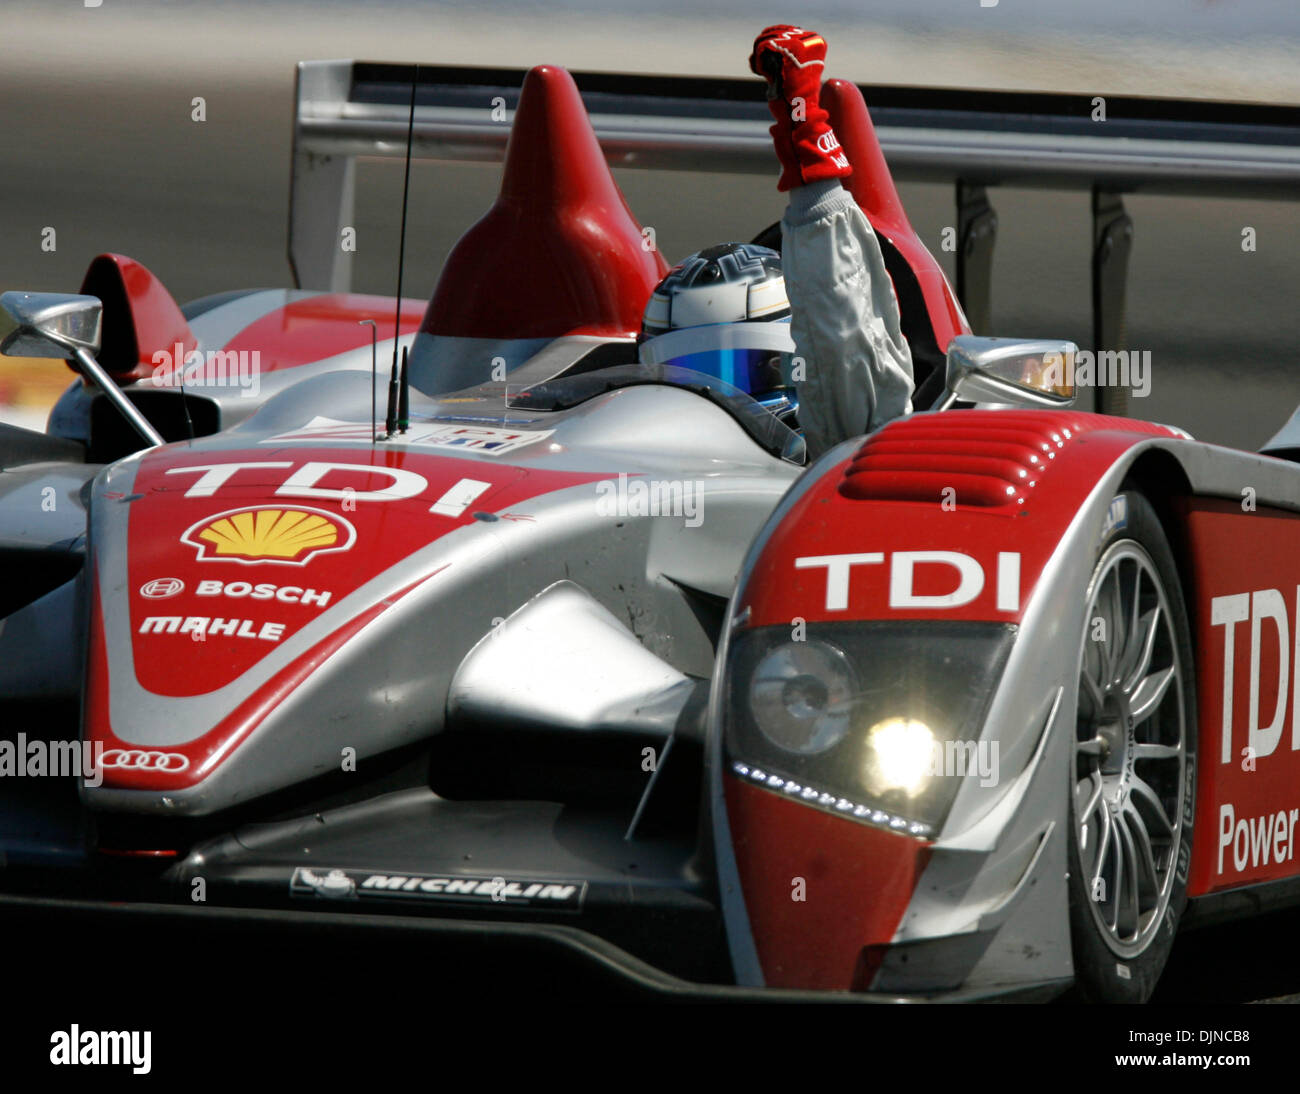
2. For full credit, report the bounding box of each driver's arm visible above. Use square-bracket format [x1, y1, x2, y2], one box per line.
[750, 25, 913, 460]
[782, 179, 913, 460]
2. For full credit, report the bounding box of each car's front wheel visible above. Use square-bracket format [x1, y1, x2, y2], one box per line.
[1066, 489, 1196, 1003]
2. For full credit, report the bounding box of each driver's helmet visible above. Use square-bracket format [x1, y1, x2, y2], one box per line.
[638, 242, 798, 417]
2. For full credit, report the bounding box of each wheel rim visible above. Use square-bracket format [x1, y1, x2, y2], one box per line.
[1073, 539, 1187, 959]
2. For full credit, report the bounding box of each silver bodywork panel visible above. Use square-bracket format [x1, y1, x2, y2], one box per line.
[78, 352, 800, 815]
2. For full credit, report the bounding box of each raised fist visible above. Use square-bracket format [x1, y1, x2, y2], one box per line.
[749, 25, 849, 192]
[749, 25, 827, 105]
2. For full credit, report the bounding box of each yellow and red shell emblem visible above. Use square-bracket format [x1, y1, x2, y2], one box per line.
[181, 506, 356, 565]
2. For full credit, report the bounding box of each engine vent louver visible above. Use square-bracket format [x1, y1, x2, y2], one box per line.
[838, 411, 1175, 509]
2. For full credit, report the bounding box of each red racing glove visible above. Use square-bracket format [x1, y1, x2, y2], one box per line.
[749, 24, 851, 192]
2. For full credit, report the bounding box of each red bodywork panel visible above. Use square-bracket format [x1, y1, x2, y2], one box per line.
[86, 573, 422, 793]
[727, 411, 1300, 985]
[740, 411, 1179, 629]
[1183, 499, 1300, 894]
[87, 443, 607, 790]
[75, 255, 427, 382]
[76, 253, 197, 384]
[218, 293, 425, 373]
[422, 65, 667, 341]
[725, 775, 930, 990]
[725, 410, 1186, 989]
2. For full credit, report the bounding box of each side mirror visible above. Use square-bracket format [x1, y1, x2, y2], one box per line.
[0, 290, 163, 447]
[0, 292, 102, 358]
[938, 335, 1078, 410]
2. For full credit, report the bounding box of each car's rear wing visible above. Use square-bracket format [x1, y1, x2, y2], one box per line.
[290, 59, 1300, 395]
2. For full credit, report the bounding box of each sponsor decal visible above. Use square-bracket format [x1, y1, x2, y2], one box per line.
[139, 577, 184, 599]
[429, 478, 491, 518]
[1182, 503, 1300, 892]
[138, 616, 287, 642]
[1207, 581, 1300, 879]
[1100, 495, 1128, 542]
[164, 461, 499, 517]
[101, 749, 189, 772]
[262, 416, 553, 456]
[816, 130, 840, 154]
[195, 580, 332, 607]
[402, 423, 555, 456]
[295, 868, 357, 899]
[180, 506, 356, 565]
[1210, 588, 1300, 766]
[1218, 803, 1299, 876]
[289, 867, 586, 910]
[795, 550, 1022, 613]
[813, 130, 848, 168]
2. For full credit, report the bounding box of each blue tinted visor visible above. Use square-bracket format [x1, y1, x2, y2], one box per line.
[652, 347, 794, 395]
[638, 322, 796, 397]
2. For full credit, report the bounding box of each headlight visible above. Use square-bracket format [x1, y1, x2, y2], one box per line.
[863, 717, 936, 796]
[724, 621, 1016, 835]
[749, 640, 855, 755]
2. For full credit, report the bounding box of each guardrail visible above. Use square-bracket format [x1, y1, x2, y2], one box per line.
[289, 60, 1300, 414]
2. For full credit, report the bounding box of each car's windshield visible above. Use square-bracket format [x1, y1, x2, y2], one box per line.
[504, 363, 807, 464]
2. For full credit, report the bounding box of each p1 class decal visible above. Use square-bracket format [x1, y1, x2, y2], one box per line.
[263, 416, 554, 456]
[100, 749, 190, 772]
[392, 423, 556, 456]
[139, 578, 184, 599]
[289, 867, 587, 910]
[180, 506, 357, 566]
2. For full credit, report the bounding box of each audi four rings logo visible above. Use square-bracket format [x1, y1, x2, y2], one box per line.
[140, 578, 185, 599]
[101, 750, 190, 772]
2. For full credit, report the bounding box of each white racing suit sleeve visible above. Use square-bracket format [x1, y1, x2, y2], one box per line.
[781, 179, 913, 460]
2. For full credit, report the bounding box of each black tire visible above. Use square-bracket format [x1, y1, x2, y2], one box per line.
[1065, 488, 1197, 1003]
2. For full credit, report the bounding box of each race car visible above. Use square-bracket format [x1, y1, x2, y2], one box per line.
[2, 57, 1299, 1004]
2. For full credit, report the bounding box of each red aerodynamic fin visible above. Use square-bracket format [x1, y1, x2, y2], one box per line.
[421, 64, 668, 341]
[77, 253, 198, 384]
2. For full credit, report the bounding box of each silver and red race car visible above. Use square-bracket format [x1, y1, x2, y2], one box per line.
[2, 58, 1299, 1004]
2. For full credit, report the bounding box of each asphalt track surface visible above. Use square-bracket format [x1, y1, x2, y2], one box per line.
[1, 2, 1299, 1016]
[1155, 908, 1300, 1005]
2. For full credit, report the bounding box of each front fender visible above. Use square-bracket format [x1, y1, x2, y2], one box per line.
[711, 408, 1193, 993]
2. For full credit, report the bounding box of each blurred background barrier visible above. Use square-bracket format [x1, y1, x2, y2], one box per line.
[2, 0, 1297, 448]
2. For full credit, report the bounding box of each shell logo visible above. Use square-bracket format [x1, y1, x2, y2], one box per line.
[181, 506, 356, 565]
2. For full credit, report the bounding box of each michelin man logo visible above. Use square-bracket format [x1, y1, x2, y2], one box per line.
[295, 868, 357, 899]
